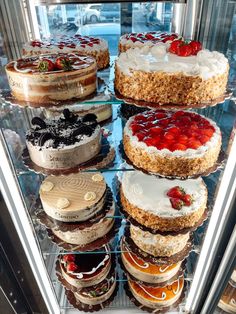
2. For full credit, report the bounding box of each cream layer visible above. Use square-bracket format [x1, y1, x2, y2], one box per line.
[218, 299, 236, 314]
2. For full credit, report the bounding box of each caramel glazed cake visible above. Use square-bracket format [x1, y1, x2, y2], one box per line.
[22, 34, 109, 69]
[218, 280, 236, 313]
[121, 237, 181, 283]
[40, 172, 115, 245]
[115, 36, 229, 105]
[26, 110, 101, 170]
[5, 53, 97, 105]
[128, 275, 184, 309]
[123, 110, 222, 177]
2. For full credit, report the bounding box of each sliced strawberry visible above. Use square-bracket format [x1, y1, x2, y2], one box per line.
[149, 126, 163, 135]
[131, 123, 143, 133]
[172, 111, 185, 119]
[200, 128, 214, 137]
[136, 131, 146, 141]
[156, 142, 170, 150]
[170, 197, 184, 210]
[55, 57, 72, 71]
[80, 44, 86, 48]
[67, 262, 78, 272]
[187, 140, 202, 149]
[67, 43, 76, 48]
[87, 42, 93, 47]
[178, 135, 188, 143]
[163, 131, 175, 140]
[169, 39, 183, 53]
[144, 136, 160, 147]
[158, 118, 170, 127]
[135, 114, 146, 122]
[130, 36, 138, 42]
[177, 44, 193, 57]
[189, 41, 202, 55]
[155, 112, 168, 119]
[167, 126, 180, 135]
[145, 33, 155, 40]
[38, 58, 55, 72]
[167, 186, 185, 198]
[171, 143, 187, 151]
[199, 135, 210, 144]
[181, 194, 193, 206]
[63, 254, 75, 262]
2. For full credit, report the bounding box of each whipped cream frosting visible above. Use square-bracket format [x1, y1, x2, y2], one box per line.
[122, 171, 207, 218]
[124, 112, 221, 159]
[116, 45, 228, 80]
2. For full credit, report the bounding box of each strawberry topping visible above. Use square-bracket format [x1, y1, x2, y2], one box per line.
[166, 186, 193, 210]
[168, 39, 202, 57]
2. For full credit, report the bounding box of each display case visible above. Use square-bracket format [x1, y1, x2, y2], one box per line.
[0, 1, 236, 314]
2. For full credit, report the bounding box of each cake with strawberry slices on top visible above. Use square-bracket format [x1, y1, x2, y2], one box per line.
[22, 34, 109, 69]
[115, 37, 229, 105]
[123, 110, 221, 177]
[5, 53, 97, 105]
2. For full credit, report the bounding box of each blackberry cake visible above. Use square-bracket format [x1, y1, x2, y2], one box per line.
[6, 53, 97, 105]
[26, 110, 101, 170]
[22, 34, 109, 69]
[123, 110, 221, 177]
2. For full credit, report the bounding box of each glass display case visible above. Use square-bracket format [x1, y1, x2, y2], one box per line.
[0, 1, 236, 314]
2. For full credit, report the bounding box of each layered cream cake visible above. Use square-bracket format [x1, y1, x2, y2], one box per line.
[218, 281, 236, 313]
[121, 237, 181, 283]
[6, 53, 97, 105]
[115, 43, 229, 105]
[60, 247, 111, 289]
[22, 35, 109, 69]
[121, 170, 208, 231]
[128, 275, 184, 309]
[40, 172, 106, 222]
[123, 110, 221, 177]
[26, 111, 101, 170]
[119, 32, 178, 52]
[44, 104, 112, 123]
[130, 224, 189, 257]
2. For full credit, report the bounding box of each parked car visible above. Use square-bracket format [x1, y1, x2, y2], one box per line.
[76, 23, 120, 55]
[99, 3, 120, 22]
[83, 4, 101, 24]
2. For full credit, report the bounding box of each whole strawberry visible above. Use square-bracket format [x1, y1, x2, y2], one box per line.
[167, 186, 185, 199]
[169, 40, 183, 54]
[63, 254, 75, 263]
[170, 197, 184, 210]
[66, 262, 78, 272]
[177, 44, 193, 57]
[189, 41, 202, 55]
[181, 194, 193, 206]
[55, 57, 73, 71]
[38, 58, 55, 72]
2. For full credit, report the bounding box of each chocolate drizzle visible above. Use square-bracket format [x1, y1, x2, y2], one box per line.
[26, 110, 99, 148]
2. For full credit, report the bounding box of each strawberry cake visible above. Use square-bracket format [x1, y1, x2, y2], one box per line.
[59, 248, 111, 289]
[115, 39, 229, 105]
[123, 110, 222, 177]
[119, 32, 178, 52]
[121, 237, 181, 283]
[6, 53, 97, 105]
[128, 275, 184, 309]
[22, 35, 109, 69]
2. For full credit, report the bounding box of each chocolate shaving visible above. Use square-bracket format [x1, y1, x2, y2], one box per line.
[31, 117, 47, 129]
[38, 132, 54, 146]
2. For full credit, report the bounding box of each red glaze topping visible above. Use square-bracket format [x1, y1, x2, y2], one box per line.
[125, 32, 178, 44]
[130, 110, 215, 152]
[30, 35, 101, 49]
[169, 39, 202, 56]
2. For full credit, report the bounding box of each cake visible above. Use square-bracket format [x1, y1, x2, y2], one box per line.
[130, 224, 190, 257]
[119, 32, 178, 52]
[59, 247, 111, 289]
[22, 35, 109, 69]
[123, 110, 222, 177]
[218, 281, 236, 313]
[121, 170, 208, 231]
[121, 237, 181, 283]
[6, 53, 97, 105]
[115, 42, 229, 105]
[26, 110, 101, 170]
[40, 172, 107, 222]
[128, 275, 184, 309]
[44, 104, 112, 123]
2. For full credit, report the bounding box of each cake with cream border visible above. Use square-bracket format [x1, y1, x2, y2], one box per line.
[22, 35, 109, 69]
[218, 281, 236, 313]
[128, 275, 184, 309]
[26, 111, 101, 170]
[115, 42, 229, 105]
[121, 237, 181, 283]
[6, 53, 97, 105]
[44, 104, 112, 124]
[123, 110, 222, 177]
[59, 247, 111, 289]
[119, 32, 179, 53]
[40, 172, 108, 223]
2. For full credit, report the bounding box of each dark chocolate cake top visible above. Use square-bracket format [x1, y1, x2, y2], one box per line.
[26, 109, 99, 148]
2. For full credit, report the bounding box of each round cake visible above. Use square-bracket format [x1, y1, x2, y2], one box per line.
[121, 170, 208, 231]
[130, 224, 190, 257]
[123, 110, 221, 177]
[218, 281, 236, 313]
[40, 172, 107, 222]
[44, 104, 112, 123]
[121, 237, 181, 283]
[60, 248, 111, 289]
[6, 53, 97, 105]
[115, 43, 229, 105]
[26, 111, 101, 170]
[119, 32, 178, 52]
[22, 35, 109, 70]
[128, 275, 184, 309]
